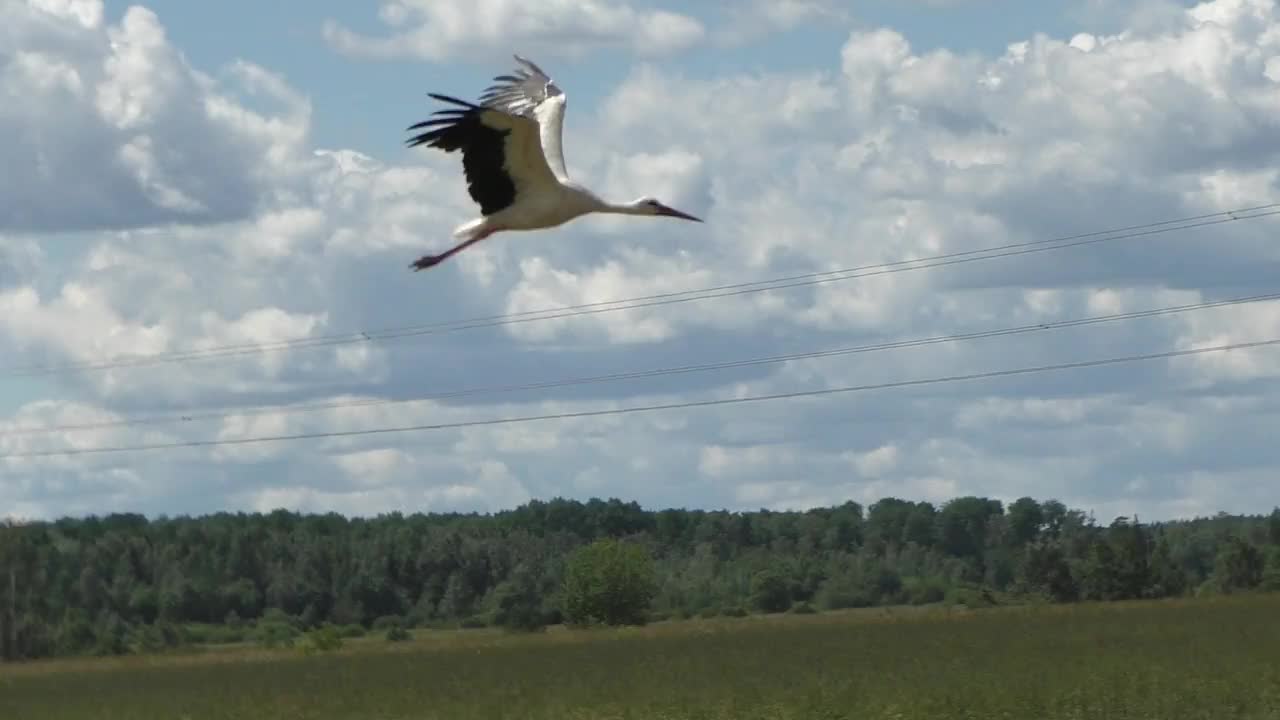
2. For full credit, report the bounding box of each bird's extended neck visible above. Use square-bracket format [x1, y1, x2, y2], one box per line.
[601, 202, 649, 216]
[569, 186, 651, 216]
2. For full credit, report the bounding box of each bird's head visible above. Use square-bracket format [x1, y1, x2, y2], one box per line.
[630, 197, 703, 222]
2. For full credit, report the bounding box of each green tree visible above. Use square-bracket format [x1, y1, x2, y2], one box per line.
[1006, 497, 1044, 547]
[816, 555, 900, 609]
[749, 568, 792, 613]
[1213, 536, 1263, 592]
[1019, 540, 1077, 602]
[1078, 539, 1122, 601]
[1147, 536, 1187, 598]
[901, 504, 937, 547]
[824, 501, 864, 550]
[493, 564, 548, 632]
[92, 611, 129, 656]
[866, 498, 914, 550]
[1108, 517, 1151, 599]
[1040, 500, 1068, 537]
[562, 539, 656, 627]
[1260, 548, 1280, 591]
[936, 497, 1003, 561]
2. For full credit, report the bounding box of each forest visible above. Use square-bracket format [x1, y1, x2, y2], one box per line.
[2, 494, 1278, 661]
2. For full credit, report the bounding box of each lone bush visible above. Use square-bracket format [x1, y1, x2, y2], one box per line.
[372, 615, 406, 631]
[562, 538, 657, 627]
[750, 569, 793, 614]
[256, 621, 299, 649]
[336, 624, 365, 639]
[301, 625, 343, 654]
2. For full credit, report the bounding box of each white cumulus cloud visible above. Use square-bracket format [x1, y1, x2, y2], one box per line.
[0, 1, 311, 233]
[323, 0, 706, 61]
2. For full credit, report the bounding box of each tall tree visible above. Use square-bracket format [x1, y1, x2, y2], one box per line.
[1006, 497, 1045, 547]
[1108, 517, 1152, 600]
[1214, 536, 1263, 592]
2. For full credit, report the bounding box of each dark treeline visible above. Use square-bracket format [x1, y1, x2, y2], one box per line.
[2, 495, 1279, 660]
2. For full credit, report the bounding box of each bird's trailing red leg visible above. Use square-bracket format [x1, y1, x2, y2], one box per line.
[409, 229, 495, 271]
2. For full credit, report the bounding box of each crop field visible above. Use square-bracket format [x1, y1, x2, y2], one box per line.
[3, 594, 1279, 720]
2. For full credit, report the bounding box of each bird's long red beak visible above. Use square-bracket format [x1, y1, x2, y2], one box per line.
[657, 204, 703, 222]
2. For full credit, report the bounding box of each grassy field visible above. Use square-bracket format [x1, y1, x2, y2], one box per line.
[3, 594, 1279, 719]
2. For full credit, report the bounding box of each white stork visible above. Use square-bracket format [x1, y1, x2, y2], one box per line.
[405, 54, 703, 271]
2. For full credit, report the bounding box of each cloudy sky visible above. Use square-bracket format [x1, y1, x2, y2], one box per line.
[2, 0, 1279, 523]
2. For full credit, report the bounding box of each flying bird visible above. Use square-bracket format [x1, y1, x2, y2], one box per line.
[404, 54, 703, 271]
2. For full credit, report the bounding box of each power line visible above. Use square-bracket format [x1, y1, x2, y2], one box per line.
[3, 203, 1277, 379]
[5, 336, 1277, 460]
[4, 290, 1278, 439]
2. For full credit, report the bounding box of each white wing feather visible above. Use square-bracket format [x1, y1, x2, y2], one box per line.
[478, 55, 571, 183]
[477, 108, 559, 195]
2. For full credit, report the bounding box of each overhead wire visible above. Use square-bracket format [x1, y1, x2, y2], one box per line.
[3, 337, 1277, 459]
[3, 290, 1279, 438]
[1, 203, 1276, 379]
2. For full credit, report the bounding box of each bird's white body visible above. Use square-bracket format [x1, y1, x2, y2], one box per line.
[462, 182, 602, 237]
[405, 55, 701, 270]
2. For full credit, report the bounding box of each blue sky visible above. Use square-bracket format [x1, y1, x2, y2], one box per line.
[2, 0, 1278, 523]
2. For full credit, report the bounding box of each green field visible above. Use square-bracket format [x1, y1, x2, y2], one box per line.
[3, 594, 1279, 720]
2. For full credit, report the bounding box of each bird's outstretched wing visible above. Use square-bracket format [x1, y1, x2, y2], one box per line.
[406, 92, 559, 216]
[405, 55, 570, 216]
[477, 55, 570, 183]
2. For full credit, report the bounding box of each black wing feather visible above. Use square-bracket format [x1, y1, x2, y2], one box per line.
[406, 93, 515, 216]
